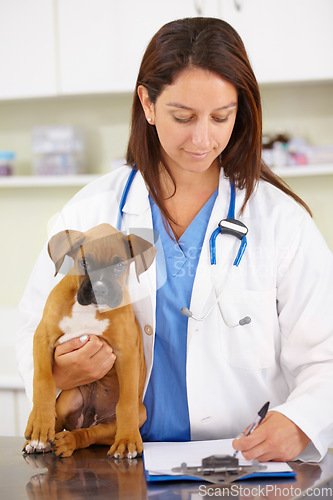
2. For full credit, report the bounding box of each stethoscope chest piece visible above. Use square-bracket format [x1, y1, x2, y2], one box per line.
[182, 191, 251, 326]
[184, 214, 251, 326]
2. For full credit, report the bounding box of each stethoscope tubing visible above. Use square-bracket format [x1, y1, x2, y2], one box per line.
[117, 168, 250, 327]
[116, 168, 137, 231]
[118, 169, 248, 267]
[209, 181, 248, 266]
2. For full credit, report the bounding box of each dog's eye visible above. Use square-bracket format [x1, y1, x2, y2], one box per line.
[113, 262, 126, 277]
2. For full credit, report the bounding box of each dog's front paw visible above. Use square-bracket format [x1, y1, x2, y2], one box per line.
[24, 407, 56, 454]
[51, 431, 76, 457]
[24, 440, 52, 454]
[107, 430, 143, 459]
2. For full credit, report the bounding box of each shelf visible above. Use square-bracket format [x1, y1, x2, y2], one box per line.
[273, 163, 333, 177]
[0, 164, 333, 188]
[0, 174, 100, 188]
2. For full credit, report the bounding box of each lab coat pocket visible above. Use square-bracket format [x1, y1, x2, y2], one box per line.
[220, 288, 278, 370]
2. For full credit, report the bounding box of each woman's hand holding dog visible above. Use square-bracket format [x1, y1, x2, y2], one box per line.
[53, 335, 116, 390]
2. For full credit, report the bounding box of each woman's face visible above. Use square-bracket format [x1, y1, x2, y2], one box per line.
[138, 66, 238, 178]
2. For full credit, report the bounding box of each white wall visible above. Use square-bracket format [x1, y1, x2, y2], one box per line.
[260, 82, 333, 251]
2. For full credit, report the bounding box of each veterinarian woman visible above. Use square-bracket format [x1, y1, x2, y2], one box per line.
[16, 17, 333, 463]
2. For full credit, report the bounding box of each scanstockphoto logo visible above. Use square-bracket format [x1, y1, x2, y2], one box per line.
[170, 243, 306, 280]
[198, 484, 333, 497]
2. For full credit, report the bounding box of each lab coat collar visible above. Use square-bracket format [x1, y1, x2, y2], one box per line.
[122, 168, 251, 219]
[122, 170, 150, 216]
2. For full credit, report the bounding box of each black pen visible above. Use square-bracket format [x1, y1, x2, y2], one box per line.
[233, 401, 270, 458]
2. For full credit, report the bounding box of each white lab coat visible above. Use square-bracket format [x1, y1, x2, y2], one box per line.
[16, 165, 333, 462]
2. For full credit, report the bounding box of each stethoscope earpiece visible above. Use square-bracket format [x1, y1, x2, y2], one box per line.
[180, 306, 251, 327]
[239, 316, 251, 326]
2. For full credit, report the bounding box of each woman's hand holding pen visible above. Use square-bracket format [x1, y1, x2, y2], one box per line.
[232, 412, 311, 462]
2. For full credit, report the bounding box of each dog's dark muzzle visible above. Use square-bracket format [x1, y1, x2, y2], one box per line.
[77, 274, 123, 309]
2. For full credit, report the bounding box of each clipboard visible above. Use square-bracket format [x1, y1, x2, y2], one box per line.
[143, 439, 296, 484]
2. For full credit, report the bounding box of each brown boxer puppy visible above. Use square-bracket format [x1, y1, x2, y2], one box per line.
[24, 223, 156, 459]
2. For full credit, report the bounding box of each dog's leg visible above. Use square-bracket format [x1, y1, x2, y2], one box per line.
[24, 327, 57, 453]
[54, 353, 145, 459]
[52, 382, 118, 457]
[55, 387, 86, 433]
[52, 422, 118, 457]
[52, 398, 146, 458]
[108, 351, 144, 459]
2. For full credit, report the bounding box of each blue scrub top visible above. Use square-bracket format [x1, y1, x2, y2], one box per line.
[141, 190, 218, 442]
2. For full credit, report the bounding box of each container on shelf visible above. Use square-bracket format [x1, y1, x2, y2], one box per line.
[0, 152, 15, 176]
[32, 126, 86, 175]
[307, 145, 333, 165]
[262, 131, 333, 169]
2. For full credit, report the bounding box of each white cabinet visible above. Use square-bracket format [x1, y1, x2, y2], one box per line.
[219, 0, 333, 83]
[1, 0, 332, 97]
[0, 0, 57, 99]
[57, 0, 220, 94]
[0, 0, 220, 99]
[57, 0, 120, 94]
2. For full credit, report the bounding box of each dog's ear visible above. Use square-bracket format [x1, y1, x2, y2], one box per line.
[48, 229, 85, 276]
[127, 234, 156, 282]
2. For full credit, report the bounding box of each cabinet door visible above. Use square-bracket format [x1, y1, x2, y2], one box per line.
[220, 0, 333, 83]
[0, 0, 57, 99]
[57, 0, 220, 94]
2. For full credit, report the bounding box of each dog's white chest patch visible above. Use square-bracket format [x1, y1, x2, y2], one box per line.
[58, 302, 110, 344]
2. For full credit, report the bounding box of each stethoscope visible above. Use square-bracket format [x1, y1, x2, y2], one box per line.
[117, 169, 251, 328]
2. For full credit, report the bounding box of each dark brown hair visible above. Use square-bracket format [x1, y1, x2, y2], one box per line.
[126, 17, 311, 220]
